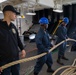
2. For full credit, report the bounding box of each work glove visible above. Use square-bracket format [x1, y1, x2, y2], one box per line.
[47, 50, 50, 54]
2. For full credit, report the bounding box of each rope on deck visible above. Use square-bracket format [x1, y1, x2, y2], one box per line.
[52, 58, 76, 75]
[1, 38, 76, 71]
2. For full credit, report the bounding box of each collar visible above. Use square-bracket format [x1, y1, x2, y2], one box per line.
[0, 20, 12, 29]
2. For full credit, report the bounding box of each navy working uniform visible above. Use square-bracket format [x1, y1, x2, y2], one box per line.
[34, 27, 53, 74]
[56, 24, 68, 58]
[0, 20, 24, 75]
[56, 17, 69, 65]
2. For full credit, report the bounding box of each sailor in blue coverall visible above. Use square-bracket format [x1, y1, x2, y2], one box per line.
[56, 17, 69, 65]
[34, 17, 54, 75]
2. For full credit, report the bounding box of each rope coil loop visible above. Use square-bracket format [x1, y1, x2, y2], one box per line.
[52, 58, 76, 75]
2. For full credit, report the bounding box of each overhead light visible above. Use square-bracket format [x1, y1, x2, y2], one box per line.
[53, 9, 63, 13]
[0, 0, 7, 3]
[53, 4, 63, 13]
[26, 12, 36, 15]
[26, 4, 36, 16]
[53, 0, 63, 13]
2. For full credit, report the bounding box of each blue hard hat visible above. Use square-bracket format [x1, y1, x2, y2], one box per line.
[63, 17, 69, 24]
[39, 17, 49, 24]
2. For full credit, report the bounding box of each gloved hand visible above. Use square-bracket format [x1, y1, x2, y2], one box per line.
[65, 39, 67, 42]
[47, 50, 50, 54]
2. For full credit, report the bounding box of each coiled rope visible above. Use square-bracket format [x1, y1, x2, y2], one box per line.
[52, 58, 76, 75]
[1, 38, 76, 71]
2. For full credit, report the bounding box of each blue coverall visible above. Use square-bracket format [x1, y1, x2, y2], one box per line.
[56, 24, 68, 59]
[34, 28, 53, 74]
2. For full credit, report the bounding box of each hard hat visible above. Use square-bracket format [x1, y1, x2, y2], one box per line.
[39, 17, 49, 24]
[63, 17, 69, 24]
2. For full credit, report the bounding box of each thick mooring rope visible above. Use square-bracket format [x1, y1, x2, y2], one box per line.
[1, 38, 76, 71]
[52, 58, 76, 75]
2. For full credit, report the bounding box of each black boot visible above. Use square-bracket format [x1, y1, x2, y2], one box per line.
[57, 59, 64, 65]
[47, 68, 54, 73]
[61, 56, 69, 60]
